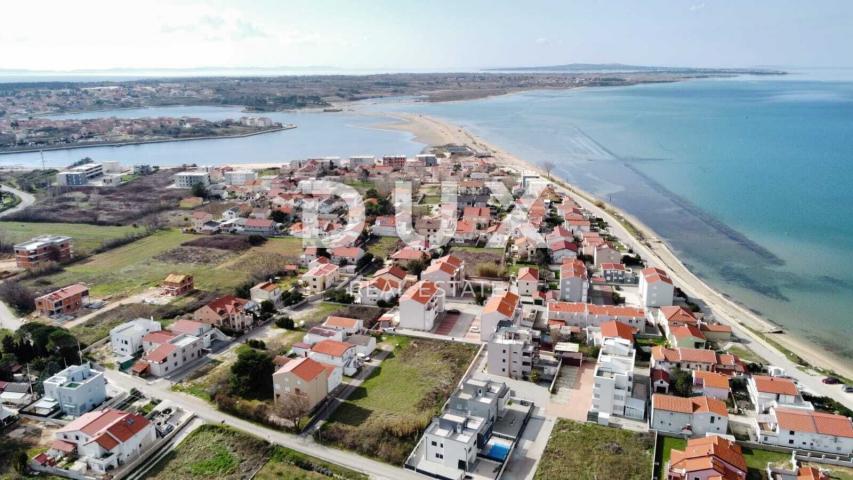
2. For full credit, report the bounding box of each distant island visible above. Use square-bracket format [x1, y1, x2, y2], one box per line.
[486, 62, 787, 75]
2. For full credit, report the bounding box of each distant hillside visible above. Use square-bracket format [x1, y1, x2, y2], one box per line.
[486, 63, 786, 75]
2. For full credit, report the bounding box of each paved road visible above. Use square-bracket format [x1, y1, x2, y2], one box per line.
[0, 183, 35, 218]
[102, 369, 422, 480]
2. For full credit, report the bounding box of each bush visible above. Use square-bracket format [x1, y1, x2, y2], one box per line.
[0, 281, 36, 314]
[325, 289, 354, 304]
[275, 316, 295, 329]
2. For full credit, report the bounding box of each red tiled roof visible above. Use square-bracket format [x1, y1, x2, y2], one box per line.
[401, 280, 441, 305]
[275, 357, 328, 382]
[694, 370, 731, 391]
[600, 321, 636, 342]
[517, 267, 539, 282]
[323, 316, 360, 330]
[642, 267, 673, 285]
[483, 291, 520, 317]
[58, 409, 150, 450]
[311, 340, 354, 358]
[653, 394, 728, 416]
[560, 259, 586, 278]
[752, 375, 798, 396]
[774, 408, 853, 438]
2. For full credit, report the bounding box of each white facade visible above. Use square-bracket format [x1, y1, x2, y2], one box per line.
[487, 327, 535, 379]
[224, 169, 258, 186]
[755, 407, 853, 454]
[639, 268, 675, 307]
[43, 363, 107, 417]
[399, 282, 445, 331]
[173, 171, 211, 188]
[109, 318, 162, 356]
[650, 395, 728, 437]
[591, 338, 640, 419]
[142, 334, 204, 377]
[54, 409, 156, 474]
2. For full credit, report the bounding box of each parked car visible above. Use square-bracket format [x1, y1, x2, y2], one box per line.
[822, 376, 841, 385]
[844, 385, 853, 393]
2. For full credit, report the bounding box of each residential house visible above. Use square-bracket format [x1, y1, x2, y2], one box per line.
[651, 394, 729, 436]
[548, 302, 646, 330]
[372, 216, 397, 236]
[651, 346, 747, 377]
[549, 239, 578, 264]
[391, 247, 430, 269]
[748, 375, 812, 413]
[640, 267, 675, 307]
[14, 235, 73, 269]
[692, 371, 731, 401]
[421, 255, 465, 296]
[666, 435, 747, 480]
[272, 357, 334, 411]
[322, 316, 364, 335]
[241, 218, 277, 236]
[330, 246, 365, 266]
[487, 326, 535, 379]
[302, 326, 346, 346]
[700, 323, 733, 344]
[43, 363, 106, 417]
[480, 291, 523, 341]
[35, 284, 89, 317]
[301, 263, 340, 294]
[559, 259, 588, 302]
[250, 281, 283, 307]
[591, 337, 644, 420]
[586, 320, 637, 346]
[173, 170, 210, 188]
[193, 295, 256, 332]
[168, 319, 228, 349]
[359, 276, 403, 305]
[594, 244, 622, 268]
[347, 334, 377, 358]
[191, 211, 214, 231]
[669, 325, 707, 349]
[45, 409, 156, 474]
[133, 331, 203, 377]
[755, 407, 853, 454]
[515, 267, 539, 297]
[161, 273, 194, 296]
[109, 318, 162, 356]
[462, 206, 492, 228]
[309, 340, 358, 376]
[399, 281, 445, 331]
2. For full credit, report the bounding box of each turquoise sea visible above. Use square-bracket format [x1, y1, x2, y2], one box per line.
[372, 70, 853, 364]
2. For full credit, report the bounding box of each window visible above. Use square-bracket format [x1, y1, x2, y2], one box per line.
[710, 416, 715, 424]
[431, 441, 437, 446]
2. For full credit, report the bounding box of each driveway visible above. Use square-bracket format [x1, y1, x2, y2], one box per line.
[0, 183, 35, 219]
[101, 368, 422, 480]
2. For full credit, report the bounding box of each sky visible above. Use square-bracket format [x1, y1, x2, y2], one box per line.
[2, 0, 852, 72]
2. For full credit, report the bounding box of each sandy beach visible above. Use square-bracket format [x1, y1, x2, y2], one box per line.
[373, 111, 853, 381]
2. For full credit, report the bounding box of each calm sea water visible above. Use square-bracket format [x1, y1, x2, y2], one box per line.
[371, 74, 853, 363]
[0, 106, 425, 168]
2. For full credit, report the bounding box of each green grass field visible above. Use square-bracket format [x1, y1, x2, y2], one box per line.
[364, 236, 399, 260]
[0, 221, 143, 255]
[655, 435, 687, 479]
[146, 425, 366, 480]
[536, 420, 654, 480]
[319, 336, 478, 464]
[727, 344, 767, 365]
[25, 229, 299, 298]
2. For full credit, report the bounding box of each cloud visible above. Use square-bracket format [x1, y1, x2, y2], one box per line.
[535, 37, 549, 45]
[690, 2, 705, 11]
[233, 19, 269, 40]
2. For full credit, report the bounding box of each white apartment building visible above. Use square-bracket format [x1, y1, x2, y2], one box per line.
[109, 318, 162, 356]
[43, 363, 107, 417]
[399, 281, 445, 331]
[135, 331, 204, 377]
[480, 290, 523, 341]
[591, 338, 644, 420]
[639, 267, 675, 307]
[173, 170, 211, 188]
[559, 259, 589, 302]
[224, 169, 258, 185]
[487, 326, 535, 379]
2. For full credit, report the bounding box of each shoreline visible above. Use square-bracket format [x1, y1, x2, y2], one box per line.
[371, 110, 853, 380]
[0, 125, 295, 156]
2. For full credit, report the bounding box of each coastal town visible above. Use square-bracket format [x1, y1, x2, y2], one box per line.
[1, 135, 852, 480]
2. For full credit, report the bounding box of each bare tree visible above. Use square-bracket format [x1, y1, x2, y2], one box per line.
[541, 160, 555, 179]
[275, 392, 311, 431]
